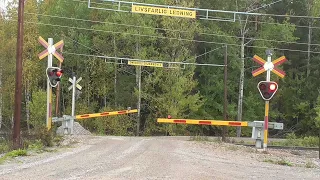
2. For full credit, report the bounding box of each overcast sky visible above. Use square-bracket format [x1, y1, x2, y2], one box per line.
[1, 0, 7, 11]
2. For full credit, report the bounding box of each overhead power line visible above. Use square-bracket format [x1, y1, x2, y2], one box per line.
[83, 0, 320, 19]
[15, 19, 320, 54]
[24, 12, 320, 47]
[72, 0, 320, 29]
[69, 0, 320, 32]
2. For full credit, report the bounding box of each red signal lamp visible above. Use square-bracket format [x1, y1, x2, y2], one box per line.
[269, 83, 276, 91]
[56, 70, 63, 77]
[257, 81, 278, 101]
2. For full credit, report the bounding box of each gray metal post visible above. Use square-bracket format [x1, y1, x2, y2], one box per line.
[263, 49, 273, 151]
[266, 49, 272, 82]
[255, 127, 262, 149]
[71, 75, 76, 134]
[47, 38, 53, 130]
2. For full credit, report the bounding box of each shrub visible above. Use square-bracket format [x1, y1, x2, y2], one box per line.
[0, 139, 10, 154]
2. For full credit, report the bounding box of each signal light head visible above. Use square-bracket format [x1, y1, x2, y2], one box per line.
[46, 67, 63, 87]
[257, 81, 278, 101]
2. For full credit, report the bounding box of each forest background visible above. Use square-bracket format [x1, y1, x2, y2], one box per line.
[1, 0, 320, 139]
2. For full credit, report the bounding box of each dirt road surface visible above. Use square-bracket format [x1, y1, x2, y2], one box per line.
[0, 136, 319, 180]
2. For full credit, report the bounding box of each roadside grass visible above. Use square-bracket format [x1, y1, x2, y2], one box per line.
[263, 158, 293, 166]
[0, 134, 65, 164]
[189, 135, 231, 143]
[226, 145, 240, 151]
[305, 161, 317, 168]
[0, 149, 27, 164]
[189, 135, 210, 142]
[269, 133, 319, 147]
[26, 139, 45, 153]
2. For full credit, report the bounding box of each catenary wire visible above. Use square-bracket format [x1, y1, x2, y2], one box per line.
[16, 19, 320, 54]
[23, 12, 320, 47]
[81, 0, 320, 19]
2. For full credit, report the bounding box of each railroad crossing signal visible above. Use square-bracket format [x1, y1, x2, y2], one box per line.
[68, 77, 82, 91]
[257, 81, 278, 101]
[46, 67, 63, 87]
[252, 55, 287, 78]
[38, 36, 64, 62]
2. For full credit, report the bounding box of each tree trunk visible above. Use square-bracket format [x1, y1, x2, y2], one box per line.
[136, 66, 141, 136]
[0, 69, 2, 129]
[237, 35, 245, 137]
[11, 114, 14, 129]
[113, 36, 117, 107]
[307, 20, 312, 77]
[25, 86, 30, 134]
[136, 31, 141, 136]
[222, 45, 228, 142]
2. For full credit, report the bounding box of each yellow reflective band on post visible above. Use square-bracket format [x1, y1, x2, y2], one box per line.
[264, 129, 268, 144]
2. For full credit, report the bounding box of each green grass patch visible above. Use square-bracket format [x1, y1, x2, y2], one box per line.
[263, 158, 293, 166]
[305, 161, 317, 168]
[226, 145, 240, 151]
[189, 135, 210, 142]
[0, 149, 27, 164]
[27, 139, 44, 153]
[277, 159, 293, 166]
[270, 133, 319, 147]
[263, 158, 274, 163]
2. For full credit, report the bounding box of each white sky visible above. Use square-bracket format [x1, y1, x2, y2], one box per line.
[0, 0, 7, 11]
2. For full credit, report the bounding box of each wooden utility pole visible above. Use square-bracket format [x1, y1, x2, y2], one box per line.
[13, 0, 24, 149]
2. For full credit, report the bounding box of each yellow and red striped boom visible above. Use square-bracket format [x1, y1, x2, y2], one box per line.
[157, 118, 248, 127]
[76, 109, 138, 120]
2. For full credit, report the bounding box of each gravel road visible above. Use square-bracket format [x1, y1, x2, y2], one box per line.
[0, 136, 319, 180]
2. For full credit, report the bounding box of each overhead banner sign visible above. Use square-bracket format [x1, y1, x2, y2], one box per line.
[128, 61, 163, 68]
[132, 5, 196, 19]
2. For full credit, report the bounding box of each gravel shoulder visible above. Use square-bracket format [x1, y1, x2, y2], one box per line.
[0, 136, 319, 180]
